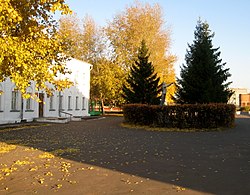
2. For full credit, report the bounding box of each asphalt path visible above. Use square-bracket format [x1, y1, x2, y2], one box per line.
[0, 115, 249, 194]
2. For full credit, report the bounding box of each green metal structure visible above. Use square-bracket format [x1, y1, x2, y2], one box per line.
[89, 100, 102, 116]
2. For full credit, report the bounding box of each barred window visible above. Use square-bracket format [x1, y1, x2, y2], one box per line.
[26, 93, 32, 110]
[82, 97, 85, 110]
[68, 96, 72, 110]
[11, 90, 19, 110]
[0, 86, 3, 111]
[49, 95, 54, 110]
[76, 96, 79, 110]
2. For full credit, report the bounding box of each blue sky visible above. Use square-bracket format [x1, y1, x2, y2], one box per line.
[61, 0, 250, 88]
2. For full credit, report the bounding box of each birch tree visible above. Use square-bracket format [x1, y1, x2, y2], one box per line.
[105, 1, 176, 102]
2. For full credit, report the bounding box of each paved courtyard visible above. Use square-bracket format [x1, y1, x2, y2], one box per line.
[0, 116, 250, 194]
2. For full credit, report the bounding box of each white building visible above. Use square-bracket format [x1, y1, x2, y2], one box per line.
[228, 88, 249, 107]
[0, 58, 92, 125]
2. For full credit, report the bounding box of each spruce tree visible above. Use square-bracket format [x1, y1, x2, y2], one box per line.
[175, 19, 232, 104]
[123, 40, 161, 105]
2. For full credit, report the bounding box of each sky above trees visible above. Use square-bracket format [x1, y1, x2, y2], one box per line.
[61, 0, 250, 89]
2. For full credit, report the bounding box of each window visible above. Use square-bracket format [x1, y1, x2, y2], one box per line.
[26, 93, 32, 110]
[82, 97, 85, 110]
[11, 90, 19, 110]
[59, 95, 63, 110]
[75, 96, 79, 110]
[0, 86, 2, 111]
[49, 95, 54, 110]
[25, 87, 33, 111]
[68, 96, 72, 110]
[0, 93, 2, 111]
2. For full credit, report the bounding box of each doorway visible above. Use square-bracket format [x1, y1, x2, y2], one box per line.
[39, 93, 44, 117]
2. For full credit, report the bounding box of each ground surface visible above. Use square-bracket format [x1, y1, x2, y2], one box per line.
[0, 115, 250, 195]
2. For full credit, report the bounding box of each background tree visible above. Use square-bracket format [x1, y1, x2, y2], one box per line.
[175, 19, 232, 104]
[91, 59, 125, 106]
[59, 14, 116, 105]
[123, 40, 161, 105]
[58, 13, 82, 59]
[59, 14, 103, 64]
[58, 1, 176, 105]
[105, 1, 176, 103]
[0, 0, 72, 97]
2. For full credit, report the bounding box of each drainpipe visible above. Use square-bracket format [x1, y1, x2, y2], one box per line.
[59, 91, 61, 117]
[20, 96, 24, 121]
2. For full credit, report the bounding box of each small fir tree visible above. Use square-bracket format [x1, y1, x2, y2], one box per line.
[175, 19, 232, 104]
[123, 40, 161, 105]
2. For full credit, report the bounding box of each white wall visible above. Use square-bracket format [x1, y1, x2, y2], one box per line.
[43, 58, 92, 118]
[229, 88, 249, 106]
[1, 78, 21, 124]
[0, 58, 92, 124]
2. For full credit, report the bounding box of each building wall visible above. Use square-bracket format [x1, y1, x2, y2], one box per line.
[240, 94, 250, 107]
[0, 79, 38, 124]
[0, 58, 92, 125]
[229, 88, 249, 106]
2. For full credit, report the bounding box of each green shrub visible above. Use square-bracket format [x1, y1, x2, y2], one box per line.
[122, 104, 154, 125]
[123, 103, 236, 129]
[244, 106, 250, 112]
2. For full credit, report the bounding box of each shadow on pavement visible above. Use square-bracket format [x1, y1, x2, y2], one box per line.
[0, 116, 250, 195]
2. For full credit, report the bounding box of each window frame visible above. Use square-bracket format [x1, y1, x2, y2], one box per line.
[68, 96, 72, 110]
[75, 96, 79, 110]
[26, 93, 32, 110]
[0, 86, 3, 111]
[11, 89, 19, 111]
[49, 94, 56, 111]
[82, 97, 86, 110]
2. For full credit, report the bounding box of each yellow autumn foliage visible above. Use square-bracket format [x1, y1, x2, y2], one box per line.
[14, 160, 34, 166]
[105, 1, 176, 103]
[0, 0, 72, 97]
[0, 142, 16, 154]
[58, 2, 176, 104]
[38, 152, 55, 159]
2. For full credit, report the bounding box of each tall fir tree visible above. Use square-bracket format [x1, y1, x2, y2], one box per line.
[175, 19, 232, 104]
[123, 40, 161, 105]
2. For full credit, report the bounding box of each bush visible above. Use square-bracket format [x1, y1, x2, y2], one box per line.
[123, 103, 236, 129]
[243, 106, 250, 112]
[122, 104, 154, 125]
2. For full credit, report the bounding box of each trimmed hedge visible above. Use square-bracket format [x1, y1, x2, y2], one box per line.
[123, 104, 236, 129]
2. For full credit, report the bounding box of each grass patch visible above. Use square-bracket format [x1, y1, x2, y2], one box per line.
[104, 113, 124, 117]
[0, 124, 49, 133]
[51, 148, 80, 156]
[121, 122, 226, 132]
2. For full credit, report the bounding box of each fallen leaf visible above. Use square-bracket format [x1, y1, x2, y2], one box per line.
[38, 178, 45, 184]
[172, 185, 186, 192]
[56, 184, 63, 189]
[45, 172, 53, 176]
[14, 160, 34, 166]
[68, 180, 77, 184]
[29, 166, 38, 171]
[39, 152, 55, 159]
